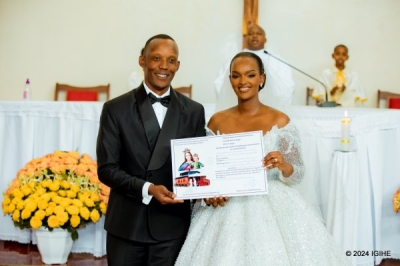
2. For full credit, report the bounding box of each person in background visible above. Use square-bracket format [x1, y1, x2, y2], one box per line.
[97, 34, 206, 266]
[214, 24, 295, 111]
[313, 44, 367, 107]
[128, 48, 145, 90]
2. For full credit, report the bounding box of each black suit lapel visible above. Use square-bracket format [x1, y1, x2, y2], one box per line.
[135, 85, 160, 152]
[148, 89, 181, 171]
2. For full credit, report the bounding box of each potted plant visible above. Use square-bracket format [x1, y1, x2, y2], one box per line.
[1, 151, 109, 264]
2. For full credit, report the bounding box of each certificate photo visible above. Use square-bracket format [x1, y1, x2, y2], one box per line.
[171, 131, 268, 199]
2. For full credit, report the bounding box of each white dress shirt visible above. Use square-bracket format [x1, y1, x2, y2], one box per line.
[141, 83, 171, 204]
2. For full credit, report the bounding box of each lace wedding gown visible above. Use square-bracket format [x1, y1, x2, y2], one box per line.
[175, 122, 351, 266]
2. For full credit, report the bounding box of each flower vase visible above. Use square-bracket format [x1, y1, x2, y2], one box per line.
[35, 227, 73, 264]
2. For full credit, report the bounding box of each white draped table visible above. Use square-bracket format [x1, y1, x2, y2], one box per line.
[0, 102, 399, 265]
[326, 151, 366, 266]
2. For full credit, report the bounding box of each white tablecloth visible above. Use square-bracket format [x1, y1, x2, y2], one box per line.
[0, 102, 399, 264]
[326, 151, 371, 266]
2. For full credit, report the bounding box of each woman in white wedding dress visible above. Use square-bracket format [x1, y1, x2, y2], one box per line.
[175, 52, 351, 266]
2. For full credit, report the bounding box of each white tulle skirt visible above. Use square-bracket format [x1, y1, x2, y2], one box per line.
[175, 180, 351, 266]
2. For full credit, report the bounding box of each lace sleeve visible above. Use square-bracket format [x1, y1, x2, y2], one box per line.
[205, 126, 218, 136]
[277, 123, 305, 186]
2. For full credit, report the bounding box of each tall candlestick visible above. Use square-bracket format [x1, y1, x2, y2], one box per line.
[341, 111, 351, 151]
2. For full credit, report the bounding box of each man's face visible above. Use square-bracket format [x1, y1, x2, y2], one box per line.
[139, 39, 180, 95]
[246, 25, 266, 51]
[332, 46, 349, 68]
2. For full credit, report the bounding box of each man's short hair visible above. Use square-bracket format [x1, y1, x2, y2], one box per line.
[143, 34, 175, 55]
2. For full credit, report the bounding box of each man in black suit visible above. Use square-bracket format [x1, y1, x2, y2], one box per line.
[96, 34, 206, 266]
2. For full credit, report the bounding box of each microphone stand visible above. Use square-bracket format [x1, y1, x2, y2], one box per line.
[264, 51, 338, 107]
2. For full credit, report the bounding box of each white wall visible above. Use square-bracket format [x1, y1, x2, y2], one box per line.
[0, 0, 399, 108]
[259, 0, 400, 107]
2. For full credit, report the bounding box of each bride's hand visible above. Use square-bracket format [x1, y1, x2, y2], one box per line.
[262, 151, 293, 177]
[204, 196, 229, 207]
[262, 151, 283, 170]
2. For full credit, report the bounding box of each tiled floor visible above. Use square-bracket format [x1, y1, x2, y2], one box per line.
[0, 240, 399, 265]
[0, 241, 106, 265]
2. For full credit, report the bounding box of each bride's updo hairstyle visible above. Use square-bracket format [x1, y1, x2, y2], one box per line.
[229, 52, 266, 91]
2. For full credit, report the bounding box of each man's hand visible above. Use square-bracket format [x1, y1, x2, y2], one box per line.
[330, 85, 346, 96]
[330, 86, 339, 96]
[148, 185, 184, 205]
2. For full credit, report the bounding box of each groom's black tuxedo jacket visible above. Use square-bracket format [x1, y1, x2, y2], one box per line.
[96, 84, 206, 242]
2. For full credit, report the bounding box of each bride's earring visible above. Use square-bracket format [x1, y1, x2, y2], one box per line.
[259, 83, 263, 88]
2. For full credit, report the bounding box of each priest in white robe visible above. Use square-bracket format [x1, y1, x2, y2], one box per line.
[214, 24, 295, 111]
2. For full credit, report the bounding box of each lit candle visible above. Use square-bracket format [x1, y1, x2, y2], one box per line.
[341, 111, 351, 151]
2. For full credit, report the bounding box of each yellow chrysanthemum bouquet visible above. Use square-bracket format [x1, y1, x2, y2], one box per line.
[1, 151, 110, 240]
[394, 188, 400, 213]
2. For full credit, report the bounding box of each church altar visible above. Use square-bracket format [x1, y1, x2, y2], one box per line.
[0, 101, 399, 265]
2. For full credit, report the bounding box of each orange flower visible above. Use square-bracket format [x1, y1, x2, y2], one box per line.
[47, 215, 60, 228]
[90, 209, 100, 223]
[70, 215, 80, 228]
[393, 189, 400, 213]
[30, 216, 42, 229]
[12, 210, 20, 222]
[99, 194, 109, 205]
[5, 179, 21, 196]
[75, 165, 87, 176]
[34, 209, 46, 220]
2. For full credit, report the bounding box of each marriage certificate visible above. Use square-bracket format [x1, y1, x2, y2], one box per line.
[171, 131, 268, 199]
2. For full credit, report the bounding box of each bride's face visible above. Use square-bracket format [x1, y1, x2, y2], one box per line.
[229, 57, 265, 100]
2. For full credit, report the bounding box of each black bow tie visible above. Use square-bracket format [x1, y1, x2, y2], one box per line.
[148, 93, 171, 107]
